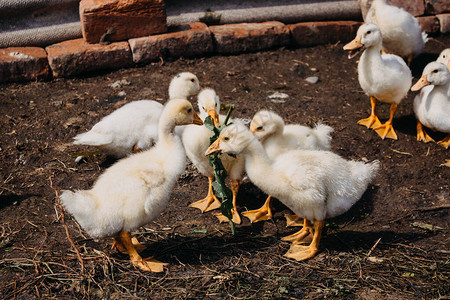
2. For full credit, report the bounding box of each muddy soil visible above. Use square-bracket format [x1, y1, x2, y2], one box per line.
[0, 35, 449, 299]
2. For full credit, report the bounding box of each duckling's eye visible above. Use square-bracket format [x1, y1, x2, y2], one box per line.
[433, 69, 438, 73]
[223, 136, 230, 141]
[256, 126, 263, 131]
[190, 79, 195, 83]
[202, 106, 207, 112]
[187, 108, 192, 113]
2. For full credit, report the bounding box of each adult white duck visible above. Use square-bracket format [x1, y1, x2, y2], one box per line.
[344, 23, 412, 140]
[206, 123, 379, 261]
[243, 110, 334, 224]
[73, 72, 200, 157]
[411, 61, 450, 148]
[365, 0, 427, 65]
[61, 99, 203, 272]
[182, 88, 245, 224]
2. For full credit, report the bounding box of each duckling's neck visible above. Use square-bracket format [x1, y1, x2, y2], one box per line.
[242, 138, 278, 192]
[169, 88, 188, 100]
[158, 119, 181, 149]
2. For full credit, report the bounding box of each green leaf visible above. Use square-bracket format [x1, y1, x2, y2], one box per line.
[205, 105, 236, 233]
[204, 115, 216, 131]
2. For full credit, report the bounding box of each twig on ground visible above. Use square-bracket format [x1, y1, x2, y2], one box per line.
[49, 176, 84, 274]
[365, 238, 382, 258]
[413, 204, 450, 212]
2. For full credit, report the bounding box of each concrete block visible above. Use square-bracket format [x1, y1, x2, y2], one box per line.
[0, 47, 50, 82]
[417, 16, 441, 33]
[209, 21, 290, 54]
[437, 13, 450, 33]
[129, 22, 213, 64]
[425, 0, 450, 15]
[80, 0, 167, 44]
[46, 38, 132, 78]
[289, 21, 362, 47]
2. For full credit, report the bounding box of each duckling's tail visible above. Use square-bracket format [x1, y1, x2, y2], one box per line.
[350, 160, 380, 187]
[312, 122, 334, 151]
[60, 190, 98, 236]
[326, 159, 380, 218]
[73, 131, 112, 146]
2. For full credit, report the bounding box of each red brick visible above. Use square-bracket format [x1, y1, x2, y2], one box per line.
[0, 47, 50, 83]
[288, 21, 362, 47]
[46, 39, 132, 78]
[209, 22, 290, 54]
[359, 0, 425, 19]
[437, 13, 450, 33]
[129, 22, 213, 64]
[80, 0, 167, 44]
[425, 0, 450, 15]
[417, 16, 440, 33]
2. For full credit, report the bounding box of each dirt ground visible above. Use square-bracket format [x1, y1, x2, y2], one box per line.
[1, 33, 449, 299]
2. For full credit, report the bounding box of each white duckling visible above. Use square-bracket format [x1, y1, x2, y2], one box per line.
[365, 0, 427, 65]
[73, 72, 200, 158]
[437, 49, 450, 69]
[243, 110, 334, 223]
[206, 123, 379, 261]
[411, 61, 450, 148]
[182, 88, 245, 224]
[344, 23, 412, 140]
[61, 99, 203, 272]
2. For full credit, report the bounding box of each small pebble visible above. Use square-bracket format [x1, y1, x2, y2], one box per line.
[75, 156, 84, 164]
[110, 79, 131, 89]
[118, 91, 126, 97]
[268, 92, 289, 99]
[305, 76, 319, 84]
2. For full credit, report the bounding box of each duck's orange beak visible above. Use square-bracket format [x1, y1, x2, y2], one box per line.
[343, 36, 364, 59]
[411, 75, 430, 91]
[192, 112, 203, 125]
[205, 138, 221, 155]
[208, 110, 220, 127]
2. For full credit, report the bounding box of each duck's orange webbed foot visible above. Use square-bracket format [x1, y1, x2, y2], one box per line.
[242, 195, 273, 223]
[437, 134, 450, 149]
[282, 219, 313, 243]
[284, 213, 304, 227]
[416, 122, 435, 143]
[113, 236, 146, 254]
[189, 177, 221, 212]
[358, 96, 382, 129]
[116, 231, 167, 272]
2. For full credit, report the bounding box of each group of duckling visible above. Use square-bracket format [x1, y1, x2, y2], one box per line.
[60, 0, 449, 273]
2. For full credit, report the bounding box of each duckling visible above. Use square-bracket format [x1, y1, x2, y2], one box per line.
[243, 110, 334, 224]
[437, 49, 450, 69]
[182, 88, 244, 224]
[73, 72, 200, 158]
[344, 23, 412, 140]
[365, 0, 427, 65]
[61, 99, 203, 272]
[411, 61, 450, 148]
[206, 123, 379, 261]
